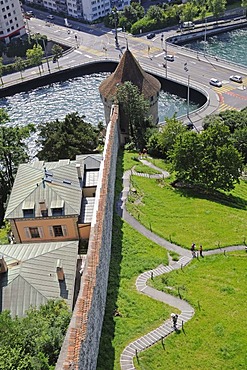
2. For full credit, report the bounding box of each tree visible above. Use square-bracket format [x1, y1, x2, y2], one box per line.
[207, 0, 226, 20]
[180, 1, 198, 22]
[0, 57, 4, 86]
[146, 5, 164, 22]
[241, 0, 247, 16]
[116, 81, 153, 150]
[15, 56, 25, 80]
[171, 122, 243, 191]
[36, 112, 98, 161]
[0, 300, 71, 370]
[232, 126, 247, 164]
[51, 44, 63, 69]
[0, 108, 35, 224]
[159, 116, 187, 157]
[26, 44, 44, 75]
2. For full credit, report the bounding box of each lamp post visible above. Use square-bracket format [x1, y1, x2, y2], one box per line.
[112, 9, 119, 47]
[165, 40, 168, 79]
[204, 18, 207, 56]
[42, 38, 51, 74]
[184, 62, 190, 118]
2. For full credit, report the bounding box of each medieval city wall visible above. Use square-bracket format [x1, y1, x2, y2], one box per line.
[56, 105, 120, 370]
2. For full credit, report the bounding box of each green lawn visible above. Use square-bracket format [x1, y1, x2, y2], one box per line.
[134, 163, 161, 175]
[97, 218, 172, 370]
[127, 175, 247, 250]
[134, 251, 247, 370]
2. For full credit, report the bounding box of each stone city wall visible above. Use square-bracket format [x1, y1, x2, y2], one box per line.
[56, 105, 120, 370]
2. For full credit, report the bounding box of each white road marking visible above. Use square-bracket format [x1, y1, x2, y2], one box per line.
[85, 54, 93, 58]
[155, 52, 165, 58]
[74, 50, 83, 54]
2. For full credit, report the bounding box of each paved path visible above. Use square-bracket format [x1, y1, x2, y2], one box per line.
[117, 160, 246, 370]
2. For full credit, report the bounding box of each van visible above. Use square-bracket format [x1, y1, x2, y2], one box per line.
[182, 21, 195, 29]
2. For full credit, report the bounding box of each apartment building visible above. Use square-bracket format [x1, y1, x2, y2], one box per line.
[0, 0, 25, 43]
[25, 0, 130, 22]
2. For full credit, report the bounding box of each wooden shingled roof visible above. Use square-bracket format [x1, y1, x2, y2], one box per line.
[99, 49, 161, 99]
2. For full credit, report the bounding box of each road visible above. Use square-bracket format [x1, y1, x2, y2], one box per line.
[2, 16, 247, 129]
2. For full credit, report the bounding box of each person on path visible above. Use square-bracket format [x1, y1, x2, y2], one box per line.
[199, 245, 203, 257]
[171, 313, 178, 329]
[191, 243, 196, 258]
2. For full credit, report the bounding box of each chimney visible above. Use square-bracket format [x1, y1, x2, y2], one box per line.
[0, 255, 8, 273]
[56, 259, 64, 281]
[76, 163, 82, 179]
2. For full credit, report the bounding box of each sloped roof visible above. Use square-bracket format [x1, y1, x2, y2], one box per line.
[76, 154, 102, 170]
[0, 241, 78, 317]
[80, 198, 95, 224]
[5, 159, 83, 219]
[99, 49, 161, 99]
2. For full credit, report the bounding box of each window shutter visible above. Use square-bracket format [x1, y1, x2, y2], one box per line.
[38, 227, 44, 238]
[24, 227, 31, 239]
[62, 225, 68, 236]
[49, 226, 54, 237]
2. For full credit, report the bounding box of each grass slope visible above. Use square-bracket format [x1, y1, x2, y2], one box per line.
[135, 251, 247, 370]
[127, 175, 247, 250]
[97, 218, 172, 370]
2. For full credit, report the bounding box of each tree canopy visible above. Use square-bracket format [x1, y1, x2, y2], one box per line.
[36, 112, 99, 161]
[0, 300, 71, 370]
[116, 81, 153, 150]
[171, 121, 243, 191]
[0, 108, 35, 223]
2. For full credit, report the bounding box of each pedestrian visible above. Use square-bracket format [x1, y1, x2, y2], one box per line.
[199, 245, 203, 257]
[171, 313, 178, 328]
[191, 243, 196, 258]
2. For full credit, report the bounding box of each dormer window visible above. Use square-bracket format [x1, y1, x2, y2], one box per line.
[39, 200, 48, 217]
[50, 200, 64, 216]
[22, 200, 35, 218]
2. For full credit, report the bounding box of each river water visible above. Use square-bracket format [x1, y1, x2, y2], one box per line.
[0, 73, 196, 129]
[184, 27, 247, 67]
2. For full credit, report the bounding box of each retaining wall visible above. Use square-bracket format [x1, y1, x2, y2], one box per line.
[56, 105, 120, 370]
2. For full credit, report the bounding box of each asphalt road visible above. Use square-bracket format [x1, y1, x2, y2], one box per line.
[3, 16, 247, 129]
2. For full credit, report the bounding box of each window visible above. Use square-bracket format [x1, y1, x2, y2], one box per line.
[50, 225, 68, 237]
[23, 209, 34, 218]
[51, 207, 63, 216]
[29, 227, 40, 238]
[24, 227, 44, 239]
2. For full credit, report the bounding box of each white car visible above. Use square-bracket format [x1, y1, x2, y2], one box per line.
[47, 14, 54, 20]
[164, 54, 174, 61]
[230, 75, 242, 83]
[210, 78, 222, 87]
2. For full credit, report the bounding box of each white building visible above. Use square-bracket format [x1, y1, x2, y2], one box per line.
[26, 0, 130, 22]
[0, 0, 25, 43]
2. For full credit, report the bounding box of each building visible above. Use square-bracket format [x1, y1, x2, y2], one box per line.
[0, 241, 78, 316]
[99, 48, 161, 144]
[5, 154, 102, 243]
[0, 0, 26, 43]
[0, 154, 102, 317]
[25, 0, 130, 22]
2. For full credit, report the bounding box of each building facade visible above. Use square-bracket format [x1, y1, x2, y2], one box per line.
[25, 0, 130, 22]
[0, 0, 25, 43]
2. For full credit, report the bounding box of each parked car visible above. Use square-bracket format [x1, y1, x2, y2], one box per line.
[230, 75, 242, 83]
[147, 33, 155, 39]
[164, 54, 174, 61]
[47, 14, 54, 20]
[210, 78, 222, 87]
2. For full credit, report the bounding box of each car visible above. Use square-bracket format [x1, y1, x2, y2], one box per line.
[26, 10, 34, 17]
[47, 14, 54, 20]
[164, 54, 174, 61]
[147, 33, 155, 39]
[210, 78, 222, 87]
[230, 75, 242, 83]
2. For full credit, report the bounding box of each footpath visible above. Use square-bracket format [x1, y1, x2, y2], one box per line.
[116, 159, 246, 370]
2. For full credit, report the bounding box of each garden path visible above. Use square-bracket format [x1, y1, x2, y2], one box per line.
[116, 159, 246, 370]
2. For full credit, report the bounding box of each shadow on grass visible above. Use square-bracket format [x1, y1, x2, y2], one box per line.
[96, 149, 124, 370]
[174, 186, 247, 211]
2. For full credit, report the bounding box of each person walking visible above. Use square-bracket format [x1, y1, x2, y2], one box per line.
[191, 243, 196, 258]
[199, 245, 203, 257]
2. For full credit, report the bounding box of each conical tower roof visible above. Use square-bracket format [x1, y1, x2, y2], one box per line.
[99, 49, 161, 100]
